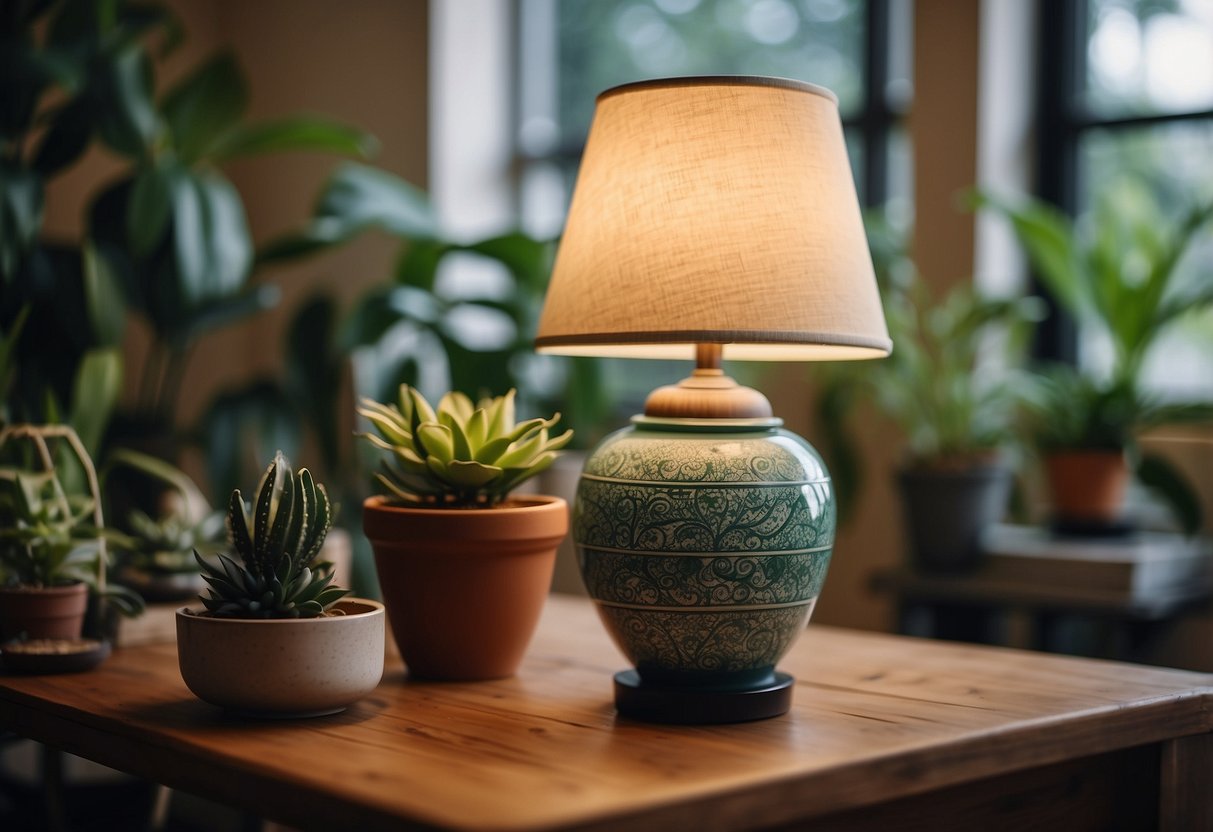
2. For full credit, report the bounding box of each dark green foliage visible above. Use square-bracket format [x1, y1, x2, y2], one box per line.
[196, 451, 347, 619]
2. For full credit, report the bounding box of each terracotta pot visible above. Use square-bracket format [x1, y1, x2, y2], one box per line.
[176, 599, 385, 717]
[362, 495, 568, 681]
[0, 583, 89, 641]
[1044, 450, 1128, 523]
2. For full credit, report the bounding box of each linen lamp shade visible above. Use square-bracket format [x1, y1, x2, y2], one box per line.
[542, 77, 891, 724]
[534, 76, 891, 361]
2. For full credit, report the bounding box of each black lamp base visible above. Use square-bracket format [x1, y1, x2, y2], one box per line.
[612, 670, 794, 724]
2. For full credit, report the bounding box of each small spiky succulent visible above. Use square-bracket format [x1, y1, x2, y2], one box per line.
[196, 452, 348, 618]
[357, 386, 572, 508]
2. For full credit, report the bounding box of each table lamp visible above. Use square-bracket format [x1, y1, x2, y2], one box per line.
[535, 76, 891, 723]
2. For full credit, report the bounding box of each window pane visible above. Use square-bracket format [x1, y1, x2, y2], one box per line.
[1076, 122, 1213, 400]
[1078, 120, 1213, 211]
[1084, 0, 1213, 118]
[556, 0, 867, 146]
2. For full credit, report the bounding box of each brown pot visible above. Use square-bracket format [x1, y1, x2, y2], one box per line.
[363, 495, 568, 681]
[1044, 450, 1129, 522]
[0, 582, 89, 641]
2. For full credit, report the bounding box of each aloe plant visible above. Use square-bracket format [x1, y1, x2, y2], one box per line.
[974, 184, 1213, 532]
[196, 451, 347, 618]
[357, 386, 572, 508]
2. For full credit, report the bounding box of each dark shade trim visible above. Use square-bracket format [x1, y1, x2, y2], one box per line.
[535, 330, 894, 353]
[597, 75, 839, 106]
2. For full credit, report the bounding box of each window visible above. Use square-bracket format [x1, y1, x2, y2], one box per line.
[515, 0, 914, 417]
[1037, 0, 1213, 398]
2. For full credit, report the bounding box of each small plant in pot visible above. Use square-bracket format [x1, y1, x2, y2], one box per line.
[358, 386, 571, 681]
[819, 278, 1043, 573]
[975, 185, 1213, 534]
[104, 450, 225, 603]
[0, 425, 142, 671]
[176, 452, 384, 717]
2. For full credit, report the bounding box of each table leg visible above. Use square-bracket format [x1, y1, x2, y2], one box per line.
[39, 744, 68, 832]
[1160, 732, 1213, 831]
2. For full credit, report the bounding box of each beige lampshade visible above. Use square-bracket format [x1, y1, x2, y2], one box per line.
[535, 76, 891, 361]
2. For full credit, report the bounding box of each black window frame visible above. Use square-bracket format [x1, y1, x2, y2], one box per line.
[512, 0, 909, 214]
[1034, 0, 1213, 362]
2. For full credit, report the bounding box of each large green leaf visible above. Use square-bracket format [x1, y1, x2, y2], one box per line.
[94, 46, 159, 157]
[81, 242, 126, 346]
[970, 190, 1085, 319]
[169, 169, 251, 306]
[196, 172, 252, 298]
[69, 347, 122, 455]
[0, 305, 30, 415]
[126, 159, 174, 256]
[179, 284, 279, 344]
[0, 162, 44, 280]
[161, 50, 248, 162]
[208, 116, 377, 161]
[463, 232, 553, 292]
[257, 162, 436, 262]
[286, 295, 341, 469]
[1137, 452, 1201, 536]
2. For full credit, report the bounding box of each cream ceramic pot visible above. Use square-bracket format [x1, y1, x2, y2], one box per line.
[176, 599, 385, 717]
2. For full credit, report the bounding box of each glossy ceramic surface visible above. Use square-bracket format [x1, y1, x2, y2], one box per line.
[575, 417, 835, 688]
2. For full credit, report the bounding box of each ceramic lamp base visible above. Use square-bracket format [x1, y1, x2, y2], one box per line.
[613, 669, 795, 724]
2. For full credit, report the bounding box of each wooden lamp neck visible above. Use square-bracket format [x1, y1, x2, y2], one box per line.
[643, 344, 774, 419]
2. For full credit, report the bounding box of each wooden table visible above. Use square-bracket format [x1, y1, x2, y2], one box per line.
[2, 595, 1211, 831]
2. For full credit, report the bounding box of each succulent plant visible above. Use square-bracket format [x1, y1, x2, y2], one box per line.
[196, 451, 348, 618]
[357, 386, 572, 508]
[0, 470, 102, 588]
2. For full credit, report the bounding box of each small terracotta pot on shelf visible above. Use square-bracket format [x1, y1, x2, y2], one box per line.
[1043, 449, 1129, 528]
[0, 582, 89, 641]
[362, 495, 568, 681]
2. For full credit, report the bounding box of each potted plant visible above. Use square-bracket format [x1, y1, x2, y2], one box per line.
[0, 424, 142, 669]
[822, 276, 1042, 572]
[103, 449, 225, 603]
[176, 451, 384, 717]
[975, 185, 1213, 533]
[358, 386, 571, 680]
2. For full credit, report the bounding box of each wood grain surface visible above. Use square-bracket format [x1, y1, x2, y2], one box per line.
[2, 594, 1211, 831]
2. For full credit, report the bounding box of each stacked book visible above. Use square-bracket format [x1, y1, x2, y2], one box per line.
[980, 524, 1213, 606]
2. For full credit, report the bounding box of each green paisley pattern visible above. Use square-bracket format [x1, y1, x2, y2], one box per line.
[596, 604, 814, 677]
[583, 434, 828, 483]
[576, 481, 834, 552]
[581, 550, 830, 606]
[575, 422, 836, 681]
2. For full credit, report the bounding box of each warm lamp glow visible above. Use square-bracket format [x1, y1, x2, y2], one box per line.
[535, 76, 891, 361]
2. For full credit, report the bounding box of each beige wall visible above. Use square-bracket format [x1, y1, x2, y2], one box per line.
[911, 0, 982, 290]
[42, 0, 430, 485]
[800, 1, 987, 633]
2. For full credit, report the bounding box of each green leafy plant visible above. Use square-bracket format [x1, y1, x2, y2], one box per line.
[196, 451, 347, 618]
[866, 280, 1044, 466]
[357, 386, 572, 508]
[0, 469, 102, 587]
[814, 215, 1042, 521]
[104, 449, 223, 577]
[973, 183, 1213, 531]
[0, 424, 142, 615]
[2, 0, 373, 467]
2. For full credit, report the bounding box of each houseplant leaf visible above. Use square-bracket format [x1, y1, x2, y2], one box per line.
[161, 49, 248, 162]
[208, 116, 377, 161]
